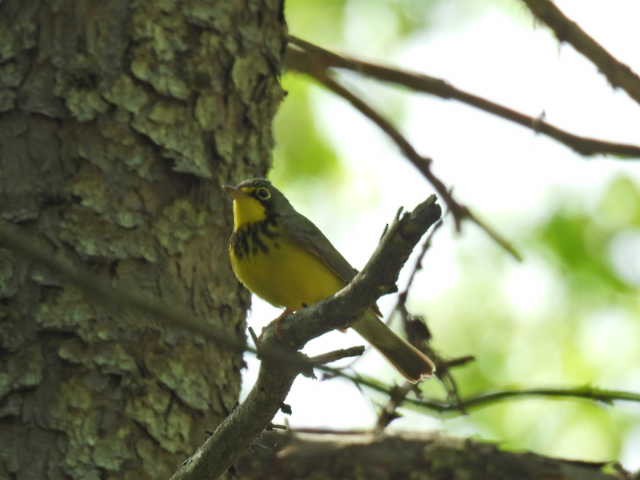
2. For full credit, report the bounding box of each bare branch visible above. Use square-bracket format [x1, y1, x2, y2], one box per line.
[309, 346, 365, 366]
[287, 36, 640, 158]
[374, 381, 416, 431]
[234, 430, 627, 480]
[170, 195, 442, 480]
[291, 65, 522, 260]
[397, 217, 443, 300]
[449, 386, 640, 411]
[464, 207, 522, 260]
[333, 371, 640, 413]
[382, 217, 468, 417]
[522, 0, 640, 106]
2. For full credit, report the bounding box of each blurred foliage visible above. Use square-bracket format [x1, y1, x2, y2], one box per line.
[284, 0, 348, 47]
[285, 0, 444, 49]
[421, 175, 640, 461]
[600, 176, 640, 228]
[274, 0, 524, 191]
[270, 75, 343, 187]
[538, 210, 633, 297]
[284, 0, 527, 51]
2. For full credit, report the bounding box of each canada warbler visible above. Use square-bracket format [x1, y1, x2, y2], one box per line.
[225, 178, 435, 382]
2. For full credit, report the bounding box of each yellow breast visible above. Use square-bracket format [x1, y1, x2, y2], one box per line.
[229, 234, 345, 310]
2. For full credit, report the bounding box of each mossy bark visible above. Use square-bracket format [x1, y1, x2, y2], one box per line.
[0, 0, 285, 478]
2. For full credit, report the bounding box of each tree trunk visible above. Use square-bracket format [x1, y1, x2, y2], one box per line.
[0, 0, 285, 478]
[235, 431, 622, 480]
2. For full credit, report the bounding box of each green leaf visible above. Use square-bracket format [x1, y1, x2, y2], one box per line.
[537, 211, 631, 294]
[598, 175, 640, 228]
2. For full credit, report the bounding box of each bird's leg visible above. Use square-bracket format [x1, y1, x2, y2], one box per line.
[274, 307, 295, 337]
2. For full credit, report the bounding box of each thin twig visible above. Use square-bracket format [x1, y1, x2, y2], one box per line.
[375, 381, 416, 431]
[248, 327, 260, 350]
[521, 0, 640, 106]
[440, 355, 475, 370]
[287, 36, 640, 158]
[464, 208, 522, 261]
[339, 216, 443, 375]
[302, 68, 522, 261]
[309, 346, 365, 365]
[380, 216, 467, 422]
[397, 217, 444, 301]
[326, 368, 640, 413]
[444, 386, 640, 411]
[316, 75, 451, 215]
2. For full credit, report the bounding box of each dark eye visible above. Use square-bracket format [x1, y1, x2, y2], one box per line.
[255, 187, 271, 200]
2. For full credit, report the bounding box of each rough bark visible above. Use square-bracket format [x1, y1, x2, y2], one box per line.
[234, 431, 623, 480]
[0, 0, 285, 478]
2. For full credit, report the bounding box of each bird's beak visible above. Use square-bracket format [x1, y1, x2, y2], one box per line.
[223, 184, 243, 199]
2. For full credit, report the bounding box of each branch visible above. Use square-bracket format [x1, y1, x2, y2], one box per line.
[341, 216, 444, 375]
[374, 381, 415, 431]
[332, 370, 640, 413]
[376, 217, 469, 427]
[309, 346, 365, 366]
[289, 62, 522, 260]
[522, 0, 640, 106]
[169, 195, 442, 480]
[287, 36, 640, 158]
[446, 386, 640, 412]
[233, 430, 627, 480]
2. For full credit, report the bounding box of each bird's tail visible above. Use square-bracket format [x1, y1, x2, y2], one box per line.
[352, 312, 435, 382]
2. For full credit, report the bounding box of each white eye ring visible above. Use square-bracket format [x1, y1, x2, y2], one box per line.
[256, 187, 271, 200]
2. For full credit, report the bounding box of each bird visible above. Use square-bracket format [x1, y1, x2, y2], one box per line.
[224, 178, 435, 382]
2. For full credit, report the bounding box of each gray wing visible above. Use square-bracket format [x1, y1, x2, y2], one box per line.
[279, 212, 358, 284]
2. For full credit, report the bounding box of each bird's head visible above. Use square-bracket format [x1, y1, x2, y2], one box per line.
[224, 178, 292, 229]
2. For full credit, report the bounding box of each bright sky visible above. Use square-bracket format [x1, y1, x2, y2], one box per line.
[241, 0, 640, 468]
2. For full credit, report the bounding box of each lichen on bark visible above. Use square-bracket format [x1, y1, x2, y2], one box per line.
[0, 0, 285, 478]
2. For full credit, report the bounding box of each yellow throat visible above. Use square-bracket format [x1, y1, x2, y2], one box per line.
[232, 193, 267, 229]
